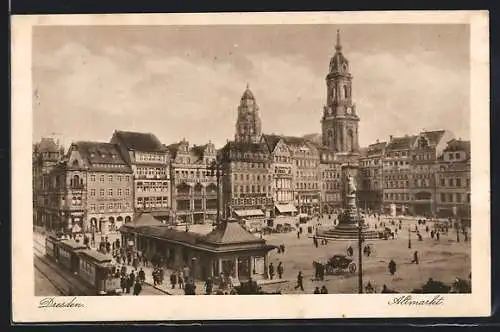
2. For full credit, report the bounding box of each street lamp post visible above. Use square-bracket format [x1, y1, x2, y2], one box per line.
[408, 226, 412, 249]
[358, 220, 363, 294]
[356, 197, 363, 294]
[209, 158, 225, 227]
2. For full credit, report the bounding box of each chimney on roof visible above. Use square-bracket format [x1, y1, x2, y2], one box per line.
[389, 135, 393, 141]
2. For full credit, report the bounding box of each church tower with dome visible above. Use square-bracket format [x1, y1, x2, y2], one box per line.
[235, 84, 263, 144]
[321, 30, 360, 156]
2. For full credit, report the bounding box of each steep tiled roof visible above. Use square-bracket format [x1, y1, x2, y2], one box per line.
[221, 141, 270, 155]
[443, 139, 471, 153]
[420, 130, 446, 145]
[165, 143, 181, 159]
[203, 219, 263, 245]
[73, 141, 130, 169]
[120, 213, 164, 229]
[113, 130, 167, 152]
[262, 134, 282, 153]
[281, 135, 307, 146]
[366, 141, 387, 155]
[38, 137, 59, 153]
[386, 135, 417, 151]
[302, 133, 323, 145]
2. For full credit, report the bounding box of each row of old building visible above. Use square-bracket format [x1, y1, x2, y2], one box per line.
[33, 31, 471, 234]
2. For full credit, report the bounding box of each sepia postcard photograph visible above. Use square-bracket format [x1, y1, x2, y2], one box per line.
[11, 11, 490, 322]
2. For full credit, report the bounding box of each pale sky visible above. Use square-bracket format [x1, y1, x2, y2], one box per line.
[33, 24, 470, 149]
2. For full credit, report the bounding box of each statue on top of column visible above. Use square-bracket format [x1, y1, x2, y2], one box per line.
[347, 174, 357, 196]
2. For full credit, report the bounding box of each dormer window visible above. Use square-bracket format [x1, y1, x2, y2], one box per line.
[417, 136, 429, 148]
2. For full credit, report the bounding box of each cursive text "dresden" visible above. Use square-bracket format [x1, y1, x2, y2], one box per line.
[38, 297, 85, 309]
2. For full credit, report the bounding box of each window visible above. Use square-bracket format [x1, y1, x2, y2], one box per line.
[449, 153, 454, 160]
[108, 203, 113, 210]
[125, 189, 130, 196]
[90, 204, 96, 212]
[117, 189, 122, 196]
[90, 174, 96, 182]
[447, 193, 453, 202]
[99, 204, 105, 211]
[90, 189, 96, 196]
[448, 178, 454, 187]
[441, 193, 446, 202]
[456, 178, 462, 187]
[440, 178, 445, 187]
[455, 193, 462, 202]
[108, 188, 113, 196]
[100, 175, 105, 182]
[100, 189, 105, 196]
[455, 152, 460, 159]
[117, 175, 122, 182]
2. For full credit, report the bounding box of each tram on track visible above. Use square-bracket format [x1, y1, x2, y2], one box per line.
[44, 234, 122, 295]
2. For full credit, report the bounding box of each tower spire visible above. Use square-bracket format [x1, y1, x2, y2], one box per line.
[335, 29, 342, 52]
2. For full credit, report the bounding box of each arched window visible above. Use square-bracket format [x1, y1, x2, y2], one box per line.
[347, 129, 354, 152]
[71, 175, 80, 187]
[327, 130, 333, 147]
[344, 85, 348, 99]
[124, 216, 131, 223]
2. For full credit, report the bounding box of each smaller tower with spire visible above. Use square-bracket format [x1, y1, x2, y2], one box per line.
[235, 84, 262, 144]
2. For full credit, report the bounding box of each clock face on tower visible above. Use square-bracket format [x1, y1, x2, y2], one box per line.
[346, 106, 352, 115]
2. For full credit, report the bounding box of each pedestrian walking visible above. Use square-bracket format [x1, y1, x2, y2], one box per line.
[170, 272, 178, 289]
[133, 280, 142, 295]
[277, 261, 284, 279]
[347, 245, 354, 257]
[205, 277, 213, 295]
[268, 262, 275, 280]
[294, 271, 304, 291]
[411, 251, 419, 264]
[120, 275, 127, 293]
[178, 271, 184, 289]
[138, 268, 145, 283]
[388, 259, 397, 276]
[436, 232, 440, 241]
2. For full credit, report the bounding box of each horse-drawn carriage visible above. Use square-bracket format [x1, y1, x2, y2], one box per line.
[325, 254, 357, 274]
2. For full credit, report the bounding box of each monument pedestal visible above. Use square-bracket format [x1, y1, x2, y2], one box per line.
[317, 193, 379, 240]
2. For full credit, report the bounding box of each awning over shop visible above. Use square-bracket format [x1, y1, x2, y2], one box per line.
[234, 209, 265, 217]
[275, 204, 297, 213]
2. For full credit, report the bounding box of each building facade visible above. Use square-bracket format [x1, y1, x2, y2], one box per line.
[33, 138, 64, 227]
[358, 141, 386, 211]
[221, 86, 274, 222]
[166, 139, 218, 224]
[67, 141, 134, 233]
[435, 139, 471, 218]
[319, 148, 343, 214]
[382, 135, 415, 215]
[408, 130, 454, 216]
[285, 137, 321, 215]
[111, 131, 172, 222]
[263, 135, 295, 215]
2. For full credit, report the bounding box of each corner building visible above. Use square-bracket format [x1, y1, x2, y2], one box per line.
[435, 139, 471, 218]
[66, 141, 134, 232]
[220, 86, 274, 222]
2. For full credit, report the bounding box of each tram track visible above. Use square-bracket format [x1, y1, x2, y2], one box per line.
[33, 239, 94, 296]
